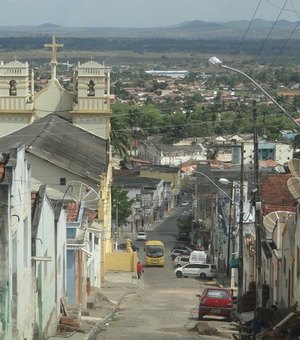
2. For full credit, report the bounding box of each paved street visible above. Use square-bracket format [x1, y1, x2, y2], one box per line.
[96, 207, 239, 339]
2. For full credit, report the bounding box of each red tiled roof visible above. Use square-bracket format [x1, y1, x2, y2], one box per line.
[66, 202, 80, 222]
[0, 163, 5, 182]
[31, 191, 38, 212]
[87, 210, 98, 223]
[259, 159, 279, 168]
[131, 158, 151, 164]
[261, 173, 297, 216]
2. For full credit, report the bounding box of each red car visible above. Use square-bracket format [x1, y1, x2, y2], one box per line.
[197, 287, 233, 320]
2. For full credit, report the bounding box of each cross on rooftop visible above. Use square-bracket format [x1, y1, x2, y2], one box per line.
[44, 35, 64, 64]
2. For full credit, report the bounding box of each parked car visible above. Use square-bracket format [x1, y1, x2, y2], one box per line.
[172, 255, 190, 268]
[117, 241, 139, 252]
[136, 231, 147, 241]
[197, 287, 233, 320]
[180, 200, 189, 207]
[171, 245, 193, 253]
[176, 232, 191, 244]
[174, 263, 217, 279]
[170, 248, 191, 261]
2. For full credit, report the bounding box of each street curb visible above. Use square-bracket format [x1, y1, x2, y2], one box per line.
[85, 292, 126, 340]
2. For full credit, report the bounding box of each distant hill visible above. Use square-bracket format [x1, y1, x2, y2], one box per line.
[0, 19, 299, 39]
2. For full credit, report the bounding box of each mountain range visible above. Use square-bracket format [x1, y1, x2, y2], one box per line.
[0, 19, 299, 39]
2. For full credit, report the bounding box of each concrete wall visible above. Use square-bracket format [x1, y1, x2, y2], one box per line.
[105, 252, 137, 272]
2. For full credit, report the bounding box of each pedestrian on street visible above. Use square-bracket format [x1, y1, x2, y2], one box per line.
[137, 261, 144, 279]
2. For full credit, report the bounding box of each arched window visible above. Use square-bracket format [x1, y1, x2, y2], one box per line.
[87, 80, 95, 96]
[9, 80, 17, 96]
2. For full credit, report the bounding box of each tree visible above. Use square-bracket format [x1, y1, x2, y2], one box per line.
[111, 186, 133, 226]
[177, 214, 192, 234]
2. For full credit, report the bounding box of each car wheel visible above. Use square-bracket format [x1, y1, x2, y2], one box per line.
[199, 273, 207, 280]
[176, 271, 183, 278]
[198, 312, 203, 320]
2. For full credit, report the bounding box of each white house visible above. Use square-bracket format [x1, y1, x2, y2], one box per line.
[31, 185, 67, 337]
[0, 144, 34, 340]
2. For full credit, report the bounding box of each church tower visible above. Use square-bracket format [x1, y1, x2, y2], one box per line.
[71, 60, 111, 139]
[0, 60, 33, 137]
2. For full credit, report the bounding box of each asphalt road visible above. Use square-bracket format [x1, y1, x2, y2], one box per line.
[97, 208, 237, 339]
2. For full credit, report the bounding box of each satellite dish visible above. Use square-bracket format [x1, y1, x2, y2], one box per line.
[263, 211, 295, 233]
[287, 177, 300, 202]
[288, 158, 300, 178]
[66, 180, 100, 210]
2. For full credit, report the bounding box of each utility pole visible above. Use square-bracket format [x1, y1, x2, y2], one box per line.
[114, 200, 119, 251]
[227, 184, 234, 277]
[237, 142, 244, 313]
[253, 100, 263, 307]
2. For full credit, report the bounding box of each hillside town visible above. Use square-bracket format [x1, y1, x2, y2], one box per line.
[1, 34, 300, 339]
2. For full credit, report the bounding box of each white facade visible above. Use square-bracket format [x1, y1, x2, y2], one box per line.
[29, 154, 98, 201]
[0, 144, 34, 340]
[0, 60, 33, 137]
[72, 60, 111, 139]
[161, 149, 206, 166]
[55, 209, 67, 319]
[294, 205, 300, 310]
[33, 187, 58, 336]
[34, 79, 73, 120]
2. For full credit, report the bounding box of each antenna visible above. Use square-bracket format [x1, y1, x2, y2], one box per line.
[263, 211, 295, 233]
[287, 177, 300, 202]
[66, 180, 100, 210]
[288, 158, 300, 178]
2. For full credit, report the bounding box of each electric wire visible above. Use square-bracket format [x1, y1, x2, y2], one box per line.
[253, 0, 289, 63]
[269, 1, 300, 66]
[231, 0, 264, 64]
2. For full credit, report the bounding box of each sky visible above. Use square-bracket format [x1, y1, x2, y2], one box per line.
[1, 0, 300, 27]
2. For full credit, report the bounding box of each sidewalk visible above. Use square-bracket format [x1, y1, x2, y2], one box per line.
[49, 271, 139, 339]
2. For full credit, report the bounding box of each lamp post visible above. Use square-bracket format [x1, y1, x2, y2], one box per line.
[208, 56, 300, 128]
[193, 169, 244, 279]
[219, 178, 235, 278]
[209, 57, 283, 308]
[113, 199, 119, 251]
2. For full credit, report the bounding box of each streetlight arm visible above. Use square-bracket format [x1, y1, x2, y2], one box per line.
[209, 56, 300, 128]
[192, 170, 235, 203]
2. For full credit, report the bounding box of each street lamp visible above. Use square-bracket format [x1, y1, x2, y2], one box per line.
[219, 178, 242, 292]
[113, 199, 119, 251]
[192, 169, 235, 203]
[219, 178, 236, 278]
[208, 56, 300, 128]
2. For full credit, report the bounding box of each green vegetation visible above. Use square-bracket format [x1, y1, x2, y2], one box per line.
[111, 186, 133, 226]
[111, 64, 300, 148]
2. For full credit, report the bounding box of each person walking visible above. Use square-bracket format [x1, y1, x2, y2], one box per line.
[137, 261, 144, 279]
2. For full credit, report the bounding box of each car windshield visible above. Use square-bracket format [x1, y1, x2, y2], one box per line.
[146, 245, 164, 258]
[205, 289, 230, 299]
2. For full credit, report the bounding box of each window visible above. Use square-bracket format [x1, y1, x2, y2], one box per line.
[206, 289, 229, 298]
[87, 80, 95, 96]
[60, 178, 66, 185]
[198, 264, 209, 269]
[9, 79, 17, 96]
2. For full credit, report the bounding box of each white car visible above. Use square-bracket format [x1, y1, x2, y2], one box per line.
[180, 200, 189, 207]
[172, 255, 190, 268]
[174, 263, 217, 280]
[136, 231, 147, 241]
